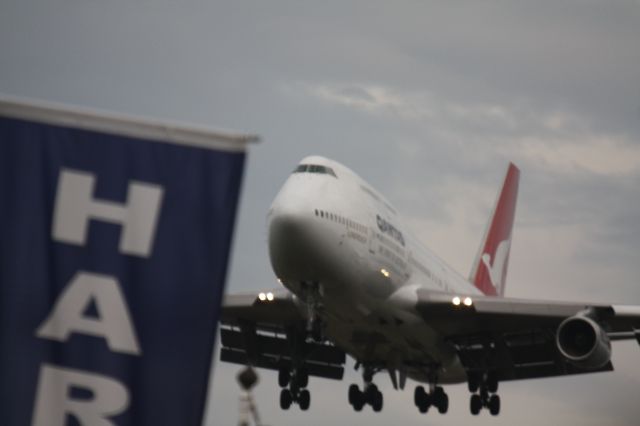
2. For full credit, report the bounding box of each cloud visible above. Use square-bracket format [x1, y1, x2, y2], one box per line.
[515, 136, 640, 177]
[294, 81, 640, 178]
[297, 82, 518, 128]
[299, 83, 436, 121]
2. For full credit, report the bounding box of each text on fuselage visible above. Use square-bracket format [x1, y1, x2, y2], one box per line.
[376, 214, 405, 247]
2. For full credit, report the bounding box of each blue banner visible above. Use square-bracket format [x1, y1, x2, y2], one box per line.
[0, 107, 248, 425]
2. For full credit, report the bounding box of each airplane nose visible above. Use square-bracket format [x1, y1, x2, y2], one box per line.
[268, 205, 313, 252]
[268, 203, 320, 279]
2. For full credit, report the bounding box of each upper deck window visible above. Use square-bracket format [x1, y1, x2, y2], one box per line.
[293, 164, 337, 178]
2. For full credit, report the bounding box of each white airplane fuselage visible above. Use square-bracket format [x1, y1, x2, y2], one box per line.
[268, 156, 483, 384]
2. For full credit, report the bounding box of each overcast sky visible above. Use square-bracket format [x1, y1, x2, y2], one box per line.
[2, 0, 640, 424]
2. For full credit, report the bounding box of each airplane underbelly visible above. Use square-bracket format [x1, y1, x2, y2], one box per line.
[321, 303, 467, 385]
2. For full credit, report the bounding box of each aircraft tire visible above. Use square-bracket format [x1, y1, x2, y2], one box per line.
[436, 392, 449, 414]
[365, 384, 378, 403]
[352, 392, 365, 412]
[299, 389, 311, 411]
[280, 389, 292, 410]
[470, 394, 482, 415]
[348, 384, 359, 405]
[414, 386, 427, 406]
[488, 394, 500, 416]
[372, 390, 383, 412]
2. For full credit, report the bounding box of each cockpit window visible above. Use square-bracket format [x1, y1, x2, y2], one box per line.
[292, 164, 337, 178]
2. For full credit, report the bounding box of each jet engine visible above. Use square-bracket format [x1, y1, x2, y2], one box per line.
[556, 315, 611, 369]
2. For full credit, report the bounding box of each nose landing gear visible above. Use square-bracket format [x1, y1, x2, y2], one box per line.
[302, 281, 324, 342]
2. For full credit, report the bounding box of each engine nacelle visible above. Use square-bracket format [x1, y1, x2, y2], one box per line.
[556, 315, 611, 369]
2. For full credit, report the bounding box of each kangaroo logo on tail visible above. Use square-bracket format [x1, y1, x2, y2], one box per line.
[481, 239, 511, 294]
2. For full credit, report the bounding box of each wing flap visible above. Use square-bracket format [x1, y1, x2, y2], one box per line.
[218, 289, 346, 381]
[220, 328, 345, 365]
[412, 290, 639, 381]
[219, 327, 345, 380]
[451, 328, 614, 381]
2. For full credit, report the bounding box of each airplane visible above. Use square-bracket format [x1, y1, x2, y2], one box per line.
[218, 155, 640, 416]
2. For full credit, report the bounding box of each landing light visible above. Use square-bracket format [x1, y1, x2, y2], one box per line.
[258, 292, 275, 302]
[452, 296, 461, 306]
[380, 269, 390, 278]
[463, 297, 473, 306]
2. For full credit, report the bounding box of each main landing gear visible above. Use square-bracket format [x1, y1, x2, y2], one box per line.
[348, 366, 383, 412]
[413, 384, 449, 414]
[278, 365, 311, 411]
[468, 371, 500, 416]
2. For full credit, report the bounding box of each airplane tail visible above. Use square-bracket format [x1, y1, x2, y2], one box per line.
[468, 163, 520, 297]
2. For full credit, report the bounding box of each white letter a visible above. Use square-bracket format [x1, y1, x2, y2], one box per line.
[36, 272, 141, 355]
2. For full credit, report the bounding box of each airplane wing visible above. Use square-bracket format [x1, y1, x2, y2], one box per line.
[219, 286, 640, 384]
[411, 289, 640, 381]
[218, 289, 346, 381]
[221, 288, 303, 327]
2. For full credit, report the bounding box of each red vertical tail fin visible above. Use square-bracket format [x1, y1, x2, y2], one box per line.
[469, 163, 520, 297]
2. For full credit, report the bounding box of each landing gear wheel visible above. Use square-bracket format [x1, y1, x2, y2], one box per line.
[440, 393, 449, 414]
[352, 390, 365, 412]
[470, 394, 482, 415]
[278, 366, 290, 388]
[280, 388, 292, 410]
[349, 384, 365, 411]
[299, 389, 311, 411]
[414, 386, 430, 413]
[365, 384, 378, 402]
[372, 390, 383, 412]
[348, 384, 359, 405]
[434, 387, 449, 414]
[488, 394, 500, 416]
[414, 386, 426, 406]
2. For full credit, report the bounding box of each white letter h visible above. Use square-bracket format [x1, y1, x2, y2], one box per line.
[52, 169, 163, 258]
